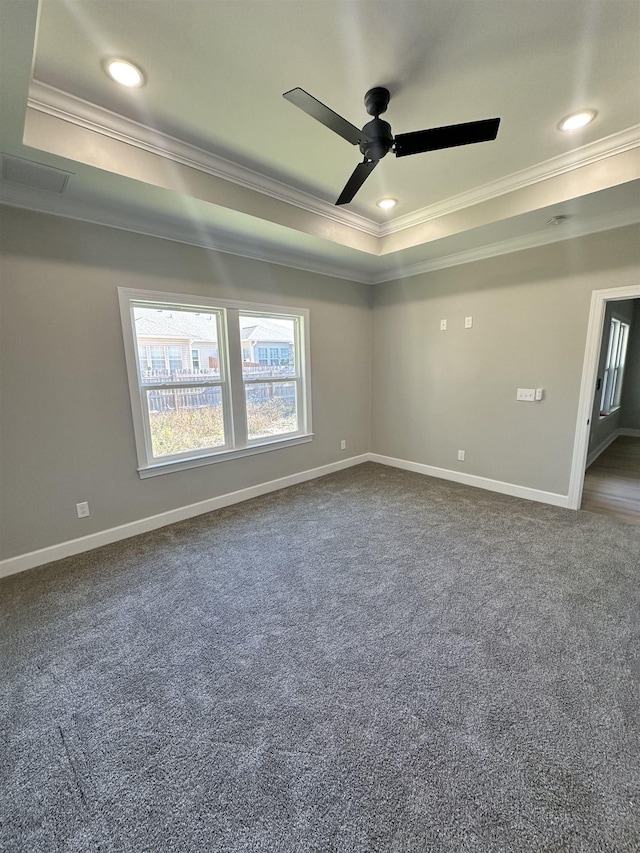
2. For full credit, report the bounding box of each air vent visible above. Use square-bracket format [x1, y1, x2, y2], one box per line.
[2, 155, 72, 193]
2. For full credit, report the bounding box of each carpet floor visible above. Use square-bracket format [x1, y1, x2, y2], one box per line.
[1, 462, 639, 852]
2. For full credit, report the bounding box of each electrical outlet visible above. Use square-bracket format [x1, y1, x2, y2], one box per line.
[440, 319, 447, 331]
[76, 501, 90, 518]
[340, 440, 346, 450]
[516, 388, 536, 402]
[464, 316, 473, 329]
[457, 450, 465, 461]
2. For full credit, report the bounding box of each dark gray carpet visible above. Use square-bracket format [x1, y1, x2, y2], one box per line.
[1, 462, 639, 852]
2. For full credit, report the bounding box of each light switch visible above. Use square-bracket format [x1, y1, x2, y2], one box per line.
[516, 388, 536, 402]
[464, 316, 473, 329]
[440, 319, 447, 331]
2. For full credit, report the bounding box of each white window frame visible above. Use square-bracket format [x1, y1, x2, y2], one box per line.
[239, 311, 304, 445]
[600, 317, 630, 416]
[119, 288, 312, 478]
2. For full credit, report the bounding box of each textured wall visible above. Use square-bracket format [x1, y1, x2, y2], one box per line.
[372, 226, 640, 496]
[0, 208, 372, 559]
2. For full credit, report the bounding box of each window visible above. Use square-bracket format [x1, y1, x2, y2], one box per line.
[239, 313, 302, 441]
[167, 345, 183, 372]
[600, 317, 630, 416]
[119, 289, 312, 477]
[148, 345, 165, 371]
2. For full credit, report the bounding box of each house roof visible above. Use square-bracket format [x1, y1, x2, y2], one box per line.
[134, 308, 220, 343]
[134, 308, 294, 344]
[241, 319, 294, 344]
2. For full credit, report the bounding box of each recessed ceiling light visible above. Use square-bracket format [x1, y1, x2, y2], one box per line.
[376, 198, 397, 210]
[558, 110, 597, 132]
[103, 58, 145, 88]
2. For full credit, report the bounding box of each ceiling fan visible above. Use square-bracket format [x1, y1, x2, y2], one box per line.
[283, 86, 500, 206]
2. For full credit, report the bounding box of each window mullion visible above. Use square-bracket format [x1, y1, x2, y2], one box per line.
[225, 308, 247, 447]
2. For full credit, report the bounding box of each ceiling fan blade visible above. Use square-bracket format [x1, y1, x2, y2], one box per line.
[283, 88, 365, 146]
[336, 160, 378, 206]
[394, 117, 501, 158]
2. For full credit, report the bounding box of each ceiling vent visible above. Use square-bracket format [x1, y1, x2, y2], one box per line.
[2, 155, 72, 193]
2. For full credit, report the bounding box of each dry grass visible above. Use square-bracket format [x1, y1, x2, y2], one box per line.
[149, 399, 296, 457]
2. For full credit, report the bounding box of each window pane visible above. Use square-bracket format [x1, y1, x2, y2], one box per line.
[601, 319, 630, 414]
[240, 314, 297, 379]
[146, 387, 225, 457]
[149, 345, 165, 371]
[133, 306, 222, 382]
[245, 382, 298, 440]
[167, 345, 183, 372]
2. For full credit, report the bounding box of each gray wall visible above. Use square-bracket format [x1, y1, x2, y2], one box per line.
[0, 208, 372, 560]
[587, 298, 637, 460]
[371, 226, 640, 496]
[2, 208, 639, 563]
[620, 299, 640, 431]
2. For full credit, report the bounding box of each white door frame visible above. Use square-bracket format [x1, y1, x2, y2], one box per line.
[567, 283, 640, 510]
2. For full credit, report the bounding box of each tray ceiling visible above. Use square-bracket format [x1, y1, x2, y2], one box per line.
[1, 0, 639, 282]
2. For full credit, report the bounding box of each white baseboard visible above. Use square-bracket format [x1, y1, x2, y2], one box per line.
[586, 427, 639, 468]
[587, 429, 621, 468]
[369, 453, 570, 508]
[0, 454, 369, 579]
[1, 449, 578, 580]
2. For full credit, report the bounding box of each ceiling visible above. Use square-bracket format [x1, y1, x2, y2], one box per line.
[1, 0, 639, 284]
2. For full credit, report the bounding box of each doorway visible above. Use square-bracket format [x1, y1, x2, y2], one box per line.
[568, 284, 640, 511]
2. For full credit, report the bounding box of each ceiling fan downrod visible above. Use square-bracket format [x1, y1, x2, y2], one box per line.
[360, 87, 393, 161]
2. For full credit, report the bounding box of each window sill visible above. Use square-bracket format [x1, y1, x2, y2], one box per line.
[599, 406, 621, 420]
[138, 433, 313, 479]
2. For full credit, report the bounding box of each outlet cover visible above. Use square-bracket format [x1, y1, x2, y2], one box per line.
[76, 501, 90, 518]
[464, 316, 473, 329]
[440, 319, 447, 331]
[457, 450, 465, 461]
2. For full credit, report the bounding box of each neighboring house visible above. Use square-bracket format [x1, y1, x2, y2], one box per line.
[134, 308, 296, 410]
[135, 310, 294, 374]
[135, 309, 221, 377]
[240, 319, 294, 367]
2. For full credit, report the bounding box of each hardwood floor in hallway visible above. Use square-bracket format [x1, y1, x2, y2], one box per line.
[581, 435, 640, 525]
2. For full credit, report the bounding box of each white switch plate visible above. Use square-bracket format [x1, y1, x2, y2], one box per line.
[457, 449, 465, 461]
[464, 316, 473, 328]
[535, 388, 544, 401]
[440, 319, 447, 331]
[516, 388, 536, 402]
[340, 440, 346, 450]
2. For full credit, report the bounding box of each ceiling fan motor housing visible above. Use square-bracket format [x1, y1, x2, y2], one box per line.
[364, 87, 390, 117]
[360, 118, 394, 160]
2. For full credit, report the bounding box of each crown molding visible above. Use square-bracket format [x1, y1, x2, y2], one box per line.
[28, 82, 640, 250]
[27, 80, 380, 238]
[379, 125, 640, 237]
[370, 207, 640, 284]
[3, 179, 635, 289]
[0, 183, 374, 284]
